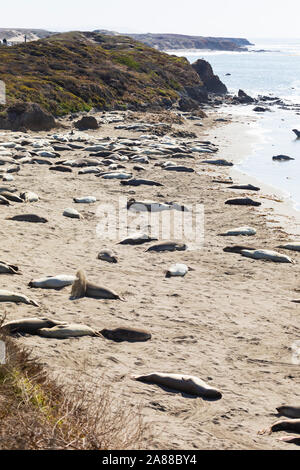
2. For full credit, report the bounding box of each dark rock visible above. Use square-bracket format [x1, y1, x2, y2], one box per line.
[74, 116, 99, 130]
[253, 106, 269, 112]
[192, 59, 227, 95]
[0, 102, 56, 131]
[272, 155, 295, 161]
[237, 89, 255, 104]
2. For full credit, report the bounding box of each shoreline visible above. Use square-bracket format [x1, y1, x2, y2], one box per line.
[206, 109, 300, 237]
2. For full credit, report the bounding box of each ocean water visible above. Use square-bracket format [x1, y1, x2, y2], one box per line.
[166, 39, 300, 210]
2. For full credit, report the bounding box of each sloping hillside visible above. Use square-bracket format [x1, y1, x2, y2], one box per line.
[0, 31, 208, 116]
[95, 31, 253, 51]
[0, 28, 55, 44]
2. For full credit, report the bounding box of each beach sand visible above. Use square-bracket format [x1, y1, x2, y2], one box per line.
[1, 110, 300, 450]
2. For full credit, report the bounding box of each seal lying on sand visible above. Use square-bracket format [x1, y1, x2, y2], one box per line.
[165, 264, 190, 278]
[0, 195, 10, 205]
[29, 275, 77, 289]
[229, 184, 260, 191]
[292, 129, 300, 138]
[2, 317, 65, 335]
[135, 373, 222, 399]
[98, 250, 118, 263]
[101, 327, 151, 342]
[20, 192, 39, 203]
[6, 214, 48, 223]
[277, 406, 300, 419]
[225, 198, 261, 207]
[220, 227, 256, 236]
[0, 290, 39, 306]
[119, 233, 157, 245]
[278, 242, 300, 252]
[241, 249, 293, 263]
[0, 261, 20, 275]
[146, 241, 187, 252]
[127, 199, 187, 212]
[71, 270, 125, 301]
[63, 208, 82, 219]
[259, 419, 300, 435]
[121, 179, 163, 187]
[38, 323, 99, 338]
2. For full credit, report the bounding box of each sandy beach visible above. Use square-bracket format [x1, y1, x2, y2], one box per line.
[1, 109, 300, 450]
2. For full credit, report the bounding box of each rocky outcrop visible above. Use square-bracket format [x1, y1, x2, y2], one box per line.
[74, 116, 99, 130]
[237, 89, 255, 104]
[120, 33, 252, 51]
[0, 102, 56, 131]
[192, 60, 227, 95]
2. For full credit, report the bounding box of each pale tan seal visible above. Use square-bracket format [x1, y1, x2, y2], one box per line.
[135, 372, 222, 399]
[0, 290, 39, 306]
[38, 323, 99, 339]
[71, 270, 125, 301]
[0, 261, 20, 275]
[259, 419, 300, 435]
[1, 317, 65, 335]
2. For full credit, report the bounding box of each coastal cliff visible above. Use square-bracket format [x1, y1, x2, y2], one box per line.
[95, 32, 252, 51]
[0, 31, 227, 119]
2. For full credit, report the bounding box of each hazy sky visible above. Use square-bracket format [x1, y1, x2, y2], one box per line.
[1, 0, 300, 39]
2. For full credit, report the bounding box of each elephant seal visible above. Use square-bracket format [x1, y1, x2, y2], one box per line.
[135, 373, 222, 399]
[101, 327, 151, 342]
[20, 192, 39, 203]
[63, 208, 82, 219]
[165, 264, 190, 278]
[73, 196, 97, 204]
[163, 166, 194, 173]
[29, 275, 77, 289]
[98, 250, 118, 264]
[0, 261, 20, 275]
[241, 249, 293, 263]
[49, 166, 73, 173]
[201, 159, 233, 167]
[0, 195, 10, 205]
[146, 241, 187, 253]
[272, 155, 294, 161]
[127, 199, 187, 213]
[0, 192, 23, 203]
[277, 406, 300, 419]
[259, 419, 300, 435]
[119, 233, 158, 245]
[0, 290, 39, 306]
[121, 179, 163, 187]
[229, 184, 260, 191]
[225, 198, 261, 207]
[1, 317, 65, 335]
[6, 214, 48, 223]
[38, 323, 99, 339]
[292, 129, 300, 138]
[223, 245, 255, 254]
[278, 242, 300, 252]
[71, 270, 125, 301]
[220, 227, 257, 236]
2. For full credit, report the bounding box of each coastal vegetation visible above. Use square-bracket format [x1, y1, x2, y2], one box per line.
[0, 322, 145, 450]
[0, 31, 206, 116]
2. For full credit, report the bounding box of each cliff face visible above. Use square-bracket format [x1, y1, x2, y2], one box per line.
[0, 32, 210, 116]
[192, 59, 228, 95]
[119, 33, 252, 51]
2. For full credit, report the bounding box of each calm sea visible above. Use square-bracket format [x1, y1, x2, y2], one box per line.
[167, 39, 300, 210]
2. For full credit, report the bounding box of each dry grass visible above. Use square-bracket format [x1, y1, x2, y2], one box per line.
[0, 322, 146, 450]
